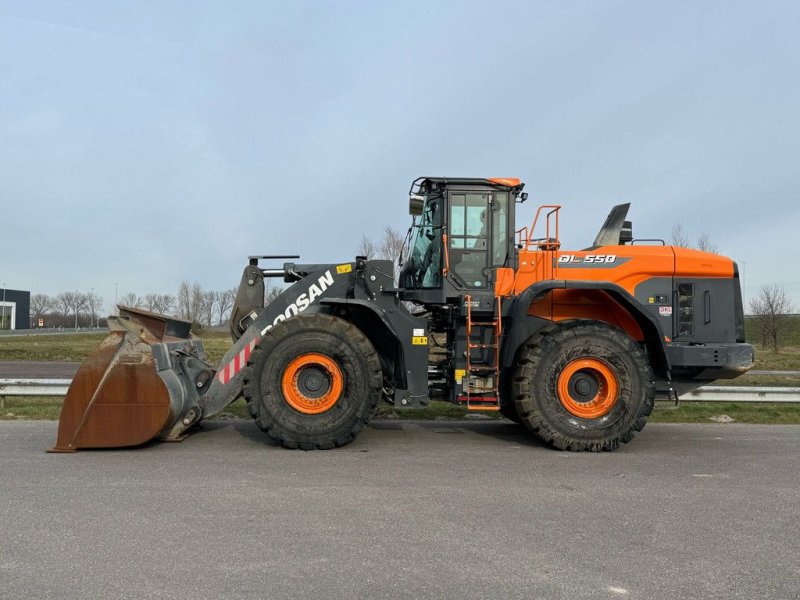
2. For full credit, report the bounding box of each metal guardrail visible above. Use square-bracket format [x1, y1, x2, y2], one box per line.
[679, 386, 800, 403]
[1, 379, 799, 410]
[0, 379, 71, 409]
[0, 379, 72, 395]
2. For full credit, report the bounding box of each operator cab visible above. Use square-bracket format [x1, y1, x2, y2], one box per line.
[399, 177, 524, 305]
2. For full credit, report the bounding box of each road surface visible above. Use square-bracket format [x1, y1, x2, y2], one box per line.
[1, 419, 798, 599]
[0, 361, 80, 378]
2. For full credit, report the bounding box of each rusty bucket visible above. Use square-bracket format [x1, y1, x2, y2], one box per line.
[48, 307, 197, 452]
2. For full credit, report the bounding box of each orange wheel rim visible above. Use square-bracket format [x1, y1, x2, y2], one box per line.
[281, 353, 343, 415]
[556, 358, 619, 419]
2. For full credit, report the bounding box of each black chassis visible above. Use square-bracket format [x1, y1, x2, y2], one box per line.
[197, 257, 431, 424]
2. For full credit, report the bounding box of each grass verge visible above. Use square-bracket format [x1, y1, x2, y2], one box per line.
[650, 401, 800, 424]
[708, 374, 800, 387]
[5, 397, 800, 425]
[0, 330, 234, 364]
[0, 333, 107, 362]
[752, 348, 800, 371]
[1, 397, 64, 420]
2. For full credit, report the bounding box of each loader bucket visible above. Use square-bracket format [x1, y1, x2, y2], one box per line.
[48, 307, 195, 453]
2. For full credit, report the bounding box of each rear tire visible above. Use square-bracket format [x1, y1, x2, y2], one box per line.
[512, 320, 655, 452]
[243, 313, 382, 450]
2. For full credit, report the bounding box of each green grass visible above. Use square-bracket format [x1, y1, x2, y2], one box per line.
[0, 333, 108, 362]
[752, 348, 800, 371]
[710, 374, 800, 387]
[0, 330, 235, 364]
[0, 397, 63, 420]
[745, 315, 800, 349]
[6, 397, 800, 425]
[197, 330, 235, 365]
[651, 401, 800, 424]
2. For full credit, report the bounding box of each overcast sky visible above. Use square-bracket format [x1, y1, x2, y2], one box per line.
[1, 0, 798, 314]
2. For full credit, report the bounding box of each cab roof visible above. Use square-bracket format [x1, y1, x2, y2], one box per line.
[410, 177, 524, 194]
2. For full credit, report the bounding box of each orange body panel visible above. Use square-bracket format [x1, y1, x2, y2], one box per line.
[672, 246, 734, 278]
[514, 244, 735, 332]
[515, 245, 733, 297]
[515, 246, 671, 296]
[529, 289, 645, 341]
[487, 177, 521, 187]
[494, 267, 516, 297]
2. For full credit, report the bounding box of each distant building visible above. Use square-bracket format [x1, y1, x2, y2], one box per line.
[1, 288, 30, 330]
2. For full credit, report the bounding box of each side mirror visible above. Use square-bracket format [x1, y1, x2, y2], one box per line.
[409, 194, 425, 216]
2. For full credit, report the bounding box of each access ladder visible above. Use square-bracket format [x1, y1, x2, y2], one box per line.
[463, 295, 503, 411]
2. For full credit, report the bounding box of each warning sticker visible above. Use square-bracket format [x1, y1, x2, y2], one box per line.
[412, 336, 428, 345]
[455, 369, 466, 384]
[659, 306, 673, 317]
[336, 264, 352, 274]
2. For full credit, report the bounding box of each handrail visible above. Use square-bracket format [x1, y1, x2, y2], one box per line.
[442, 233, 450, 276]
[524, 204, 561, 249]
[517, 204, 562, 280]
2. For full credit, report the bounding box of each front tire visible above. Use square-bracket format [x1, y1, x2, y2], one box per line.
[243, 313, 382, 450]
[512, 321, 655, 452]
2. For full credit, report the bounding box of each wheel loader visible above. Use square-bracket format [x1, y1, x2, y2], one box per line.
[50, 177, 754, 453]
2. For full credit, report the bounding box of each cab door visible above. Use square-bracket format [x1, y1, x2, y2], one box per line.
[448, 191, 510, 290]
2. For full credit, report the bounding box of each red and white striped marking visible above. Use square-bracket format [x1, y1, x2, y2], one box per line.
[217, 336, 260, 385]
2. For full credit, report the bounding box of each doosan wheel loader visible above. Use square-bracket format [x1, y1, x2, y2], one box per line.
[50, 177, 754, 453]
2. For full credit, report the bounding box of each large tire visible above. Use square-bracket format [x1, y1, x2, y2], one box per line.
[500, 326, 552, 424]
[512, 320, 655, 452]
[243, 313, 382, 450]
[499, 368, 523, 424]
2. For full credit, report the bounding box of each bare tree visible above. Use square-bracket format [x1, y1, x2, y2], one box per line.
[672, 223, 720, 254]
[696, 232, 719, 254]
[749, 284, 795, 352]
[155, 293, 176, 314]
[264, 280, 283, 305]
[216, 288, 236, 325]
[377, 225, 405, 263]
[141, 293, 175, 315]
[85, 291, 103, 327]
[178, 281, 192, 320]
[119, 292, 140, 308]
[356, 234, 375, 259]
[671, 223, 690, 247]
[200, 291, 217, 326]
[72, 292, 88, 328]
[177, 281, 207, 323]
[143, 293, 160, 312]
[190, 283, 205, 323]
[30, 294, 53, 321]
[55, 292, 74, 318]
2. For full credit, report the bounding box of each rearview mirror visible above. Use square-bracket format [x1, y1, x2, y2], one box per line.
[409, 194, 425, 216]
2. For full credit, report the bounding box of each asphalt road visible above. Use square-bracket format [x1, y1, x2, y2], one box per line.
[0, 361, 80, 378]
[1, 420, 798, 600]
